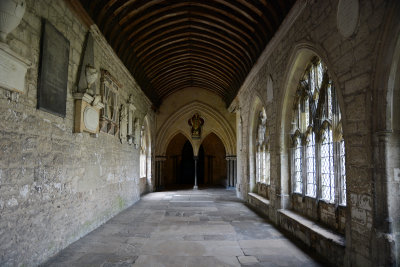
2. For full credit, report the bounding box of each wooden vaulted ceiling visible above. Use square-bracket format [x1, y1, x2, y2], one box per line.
[79, 0, 295, 107]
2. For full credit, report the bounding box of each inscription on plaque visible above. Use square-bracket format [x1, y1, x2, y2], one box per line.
[37, 20, 70, 117]
[337, 0, 359, 38]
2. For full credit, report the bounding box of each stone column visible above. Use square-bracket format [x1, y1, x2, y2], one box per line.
[226, 156, 237, 188]
[233, 157, 237, 187]
[371, 130, 400, 266]
[226, 157, 231, 187]
[193, 156, 198, 190]
[230, 159, 234, 187]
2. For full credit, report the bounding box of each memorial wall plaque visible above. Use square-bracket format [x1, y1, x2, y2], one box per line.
[37, 19, 70, 117]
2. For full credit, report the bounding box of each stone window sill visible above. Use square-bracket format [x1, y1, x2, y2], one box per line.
[247, 193, 270, 218]
[248, 192, 270, 206]
[278, 209, 345, 247]
[292, 192, 347, 208]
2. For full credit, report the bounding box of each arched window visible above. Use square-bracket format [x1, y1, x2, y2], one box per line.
[140, 125, 147, 178]
[290, 57, 346, 205]
[255, 108, 270, 185]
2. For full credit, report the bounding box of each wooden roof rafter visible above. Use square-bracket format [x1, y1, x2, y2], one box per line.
[79, 0, 295, 107]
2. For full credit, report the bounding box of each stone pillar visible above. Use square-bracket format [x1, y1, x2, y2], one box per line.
[193, 156, 198, 190]
[233, 157, 237, 187]
[226, 157, 231, 187]
[225, 156, 237, 188]
[155, 156, 167, 191]
[371, 131, 400, 266]
[230, 160, 234, 187]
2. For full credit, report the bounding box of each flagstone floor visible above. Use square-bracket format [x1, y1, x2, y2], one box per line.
[42, 187, 324, 267]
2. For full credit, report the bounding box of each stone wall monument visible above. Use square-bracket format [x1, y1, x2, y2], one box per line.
[73, 32, 104, 134]
[0, 0, 30, 101]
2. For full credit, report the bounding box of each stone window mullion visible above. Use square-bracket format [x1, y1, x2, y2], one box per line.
[316, 140, 322, 200]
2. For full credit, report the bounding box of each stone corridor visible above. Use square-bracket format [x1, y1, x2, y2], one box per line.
[42, 188, 323, 267]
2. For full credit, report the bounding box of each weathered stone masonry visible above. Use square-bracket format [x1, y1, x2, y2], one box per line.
[0, 0, 399, 266]
[0, 0, 154, 266]
[234, 0, 399, 266]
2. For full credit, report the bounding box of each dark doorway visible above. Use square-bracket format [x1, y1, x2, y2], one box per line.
[198, 145, 205, 184]
[180, 141, 205, 185]
[180, 141, 194, 184]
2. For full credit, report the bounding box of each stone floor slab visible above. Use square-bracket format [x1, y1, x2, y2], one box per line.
[42, 188, 324, 267]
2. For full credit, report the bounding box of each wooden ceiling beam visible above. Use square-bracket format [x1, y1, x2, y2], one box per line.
[78, 0, 295, 107]
[151, 68, 231, 89]
[158, 77, 227, 98]
[147, 58, 235, 84]
[145, 53, 237, 81]
[135, 31, 250, 67]
[159, 83, 227, 101]
[132, 24, 252, 61]
[138, 43, 243, 77]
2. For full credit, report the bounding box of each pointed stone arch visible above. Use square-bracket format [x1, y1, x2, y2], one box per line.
[248, 94, 266, 192]
[277, 41, 346, 210]
[156, 100, 236, 157]
[372, 2, 400, 265]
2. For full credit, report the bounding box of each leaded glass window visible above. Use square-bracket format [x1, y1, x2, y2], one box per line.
[320, 125, 334, 203]
[340, 139, 346, 205]
[290, 56, 346, 206]
[140, 125, 147, 178]
[265, 149, 271, 185]
[256, 148, 261, 182]
[262, 147, 266, 183]
[306, 131, 316, 197]
[293, 135, 302, 193]
[255, 108, 270, 185]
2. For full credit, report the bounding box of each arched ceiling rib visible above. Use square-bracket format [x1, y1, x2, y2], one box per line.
[80, 0, 295, 107]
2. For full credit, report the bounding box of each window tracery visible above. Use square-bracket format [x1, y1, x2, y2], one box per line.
[255, 108, 270, 185]
[290, 57, 346, 205]
[140, 124, 147, 178]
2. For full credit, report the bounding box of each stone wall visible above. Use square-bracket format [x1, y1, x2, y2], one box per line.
[234, 0, 396, 266]
[0, 0, 153, 265]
